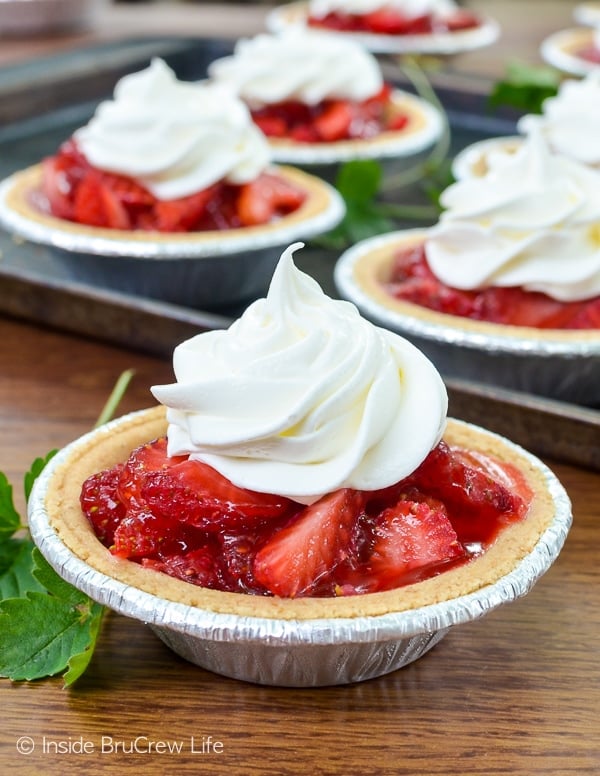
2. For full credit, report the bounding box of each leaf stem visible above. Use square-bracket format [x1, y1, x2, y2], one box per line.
[94, 369, 135, 428]
[380, 56, 452, 193]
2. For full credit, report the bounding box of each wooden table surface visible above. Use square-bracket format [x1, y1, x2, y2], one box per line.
[1, 2, 599, 775]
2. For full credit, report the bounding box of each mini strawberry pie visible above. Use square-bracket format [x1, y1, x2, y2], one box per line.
[207, 28, 442, 165]
[306, 0, 480, 36]
[37, 58, 307, 232]
[0, 59, 345, 309]
[346, 130, 600, 331]
[267, 0, 499, 55]
[45, 244, 559, 612]
[541, 26, 600, 77]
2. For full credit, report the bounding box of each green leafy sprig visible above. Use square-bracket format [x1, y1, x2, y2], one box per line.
[489, 60, 562, 115]
[0, 369, 134, 686]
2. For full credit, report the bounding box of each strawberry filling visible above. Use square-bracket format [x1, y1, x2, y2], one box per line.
[251, 84, 409, 143]
[80, 436, 532, 598]
[307, 9, 481, 36]
[383, 242, 600, 329]
[577, 44, 600, 64]
[38, 139, 307, 232]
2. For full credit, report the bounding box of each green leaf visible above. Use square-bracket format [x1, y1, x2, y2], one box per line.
[489, 61, 561, 115]
[63, 603, 104, 687]
[0, 593, 103, 682]
[0, 472, 21, 542]
[32, 548, 87, 606]
[24, 451, 57, 503]
[0, 538, 45, 599]
[335, 159, 382, 204]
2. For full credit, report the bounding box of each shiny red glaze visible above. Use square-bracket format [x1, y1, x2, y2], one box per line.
[81, 437, 532, 598]
[385, 243, 600, 329]
[40, 140, 306, 231]
[250, 84, 408, 143]
[307, 9, 480, 35]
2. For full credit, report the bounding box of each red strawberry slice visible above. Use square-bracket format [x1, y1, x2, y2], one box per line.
[71, 171, 132, 229]
[363, 10, 429, 34]
[313, 101, 354, 142]
[408, 442, 526, 540]
[252, 114, 288, 137]
[253, 489, 365, 598]
[566, 298, 600, 329]
[80, 464, 126, 546]
[118, 437, 295, 531]
[142, 547, 217, 587]
[153, 185, 218, 232]
[368, 500, 464, 592]
[41, 156, 76, 220]
[237, 173, 306, 226]
[117, 437, 187, 507]
[112, 505, 179, 559]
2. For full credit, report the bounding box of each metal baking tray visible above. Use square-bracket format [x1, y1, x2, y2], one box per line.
[0, 36, 598, 471]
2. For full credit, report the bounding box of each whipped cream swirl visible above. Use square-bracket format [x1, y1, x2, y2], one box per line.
[518, 71, 600, 166]
[309, 0, 458, 20]
[152, 244, 447, 504]
[75, 58, 271, 200]
[208, 28, 382, 107]
[426, 129, 600, 302]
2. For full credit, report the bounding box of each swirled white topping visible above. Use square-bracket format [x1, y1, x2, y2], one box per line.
[75, 58, 271, 200]
[518, 71, 600, 166]
[208, 28, 382, 107]
[309, 0, 458, 20]
[426, 129, 600, 302]
[151, 243, 447, 504]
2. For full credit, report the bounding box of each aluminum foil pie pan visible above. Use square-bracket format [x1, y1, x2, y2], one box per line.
[266, 1, 500, 55]
[266, 90, 444, 183]
[335, 230, 600, 408]
[540, 28, 600, 77]
[0, 164, 344, 311]
[451, 136, 522, 180]
[27, 409, 571, 687]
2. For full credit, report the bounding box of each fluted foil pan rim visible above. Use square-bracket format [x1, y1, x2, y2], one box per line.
[0, 167, 345, 260]
[266, 2, 500, 56]
[27, 413, 571, 649]
[334, 229, 600, 358]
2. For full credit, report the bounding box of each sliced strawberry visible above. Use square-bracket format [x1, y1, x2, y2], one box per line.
[363, 10, 429, 34]
[98, 171, 154, 207]
[112, 506, 179, 559]
[118, 437, 294, 531]
[140, 460, 296, 531]
[439, 10, 480, 32]
[407, 442, 526, 543]
[117, 437, 187, 507]
[72, 173, 107, 227]
[237, 173, 306, 226]
[313, 101, 354, 142]
[69, 169, 130, 229]
[289, 124, 320, 143]
[367, 500, 464, 592]
[41, 156, 75, 220]
[253, 489, 365, 598]
[252, 114, 288, 137]
[566, 298, 600, 329]
[80, 464, 126, 546]
[153, 185, 219, 232]
[141, 546, 217, 587]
